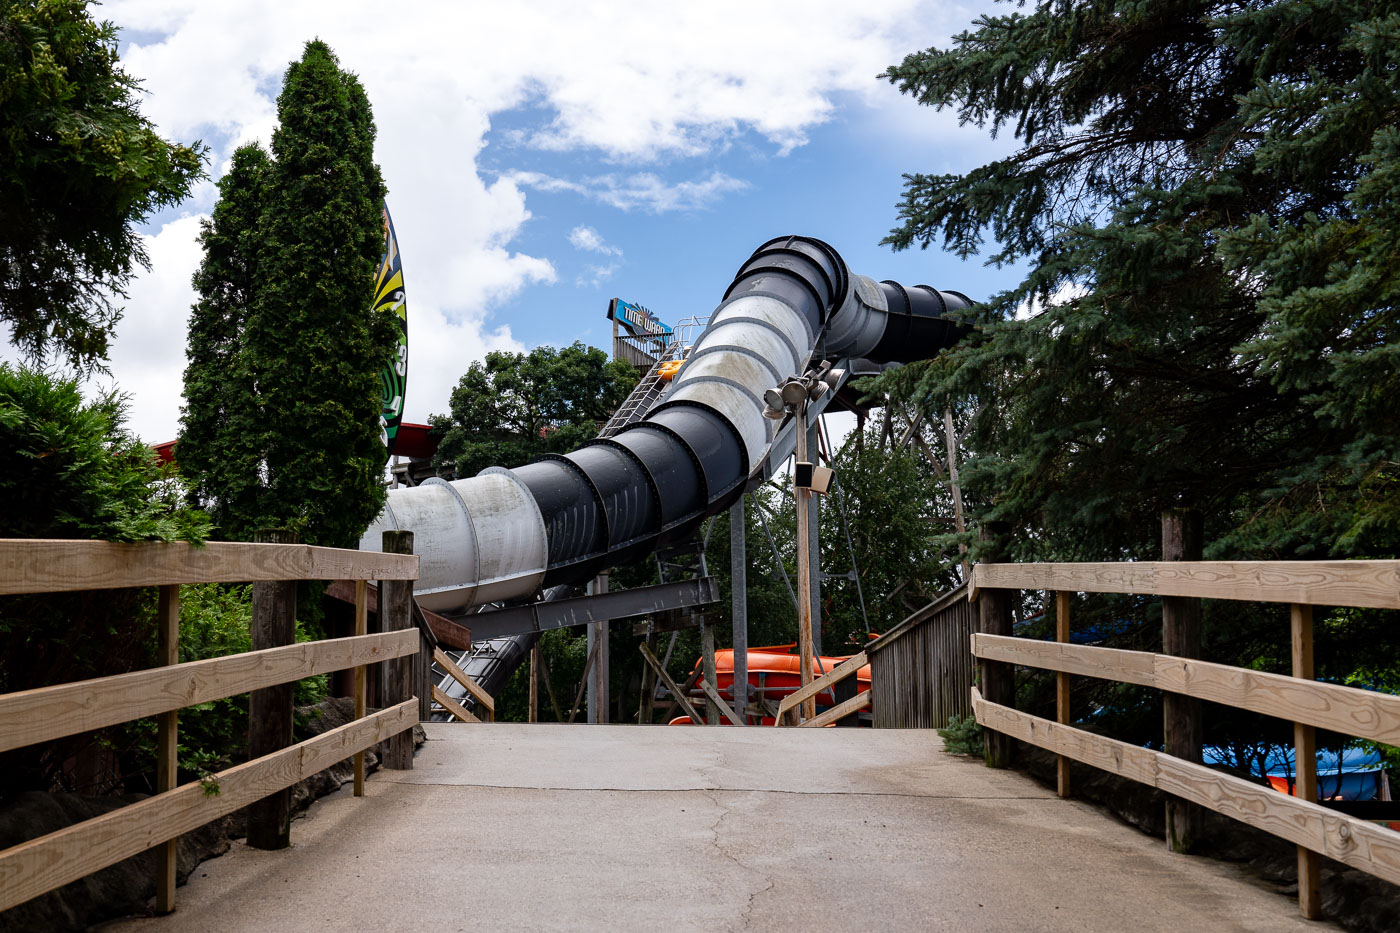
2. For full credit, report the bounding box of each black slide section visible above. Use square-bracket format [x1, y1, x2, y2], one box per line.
[520, 236, 969, 589]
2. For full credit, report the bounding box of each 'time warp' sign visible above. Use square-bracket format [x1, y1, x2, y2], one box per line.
[608, 298, 672, 342]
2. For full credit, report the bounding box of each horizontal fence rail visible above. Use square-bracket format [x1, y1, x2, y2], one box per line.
[972, 634, 1400, 747]
[969, 559, 1400, 920]
[970, 561, 1400, 610]
[0, 701, 418, 913]
[0, 539, 419, 595]
[971, 688, 1400, 887]
[0, 537, 421, 916]
[0, 631, 420, 755]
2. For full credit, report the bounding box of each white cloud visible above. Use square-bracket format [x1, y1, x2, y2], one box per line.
[568, 226, 621, 256]
[41, 0, 969, 441]
[577, 263, 620, 288]
[95, 215, 206, 443]
[513, 170, 749, 214]
[593, 172, 751, 214]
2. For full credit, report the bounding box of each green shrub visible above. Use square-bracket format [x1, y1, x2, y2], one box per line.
[146, 583, 327, 783]
[0, 364, 210, 795]
[938, 713, 984, 756]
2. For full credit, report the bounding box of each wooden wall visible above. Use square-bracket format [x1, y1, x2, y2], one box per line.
[867, 585, 975, 729]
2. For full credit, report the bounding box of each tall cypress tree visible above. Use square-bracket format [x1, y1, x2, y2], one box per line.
[180, 41, 392, 547]
[180, 143, 269, 537]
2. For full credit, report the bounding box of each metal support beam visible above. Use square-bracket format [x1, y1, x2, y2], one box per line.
[730, 495, 748, 720]
[457, 576, 720, 641]
[587, 573, 609, 724]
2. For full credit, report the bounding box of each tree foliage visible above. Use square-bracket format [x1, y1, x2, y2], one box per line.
[0, 0, 204, 368]
[880, 0, 1400, 768]
[431, 342, 637, 479]
[0, 362, 208, 543]
[881, 0, 1400, 562]
[179, 145, 268, 537]
[0, 363, 209, 795]
[179, 41, 394, 548]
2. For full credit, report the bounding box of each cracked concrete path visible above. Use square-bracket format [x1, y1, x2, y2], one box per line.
[103, 724, 1336, 932]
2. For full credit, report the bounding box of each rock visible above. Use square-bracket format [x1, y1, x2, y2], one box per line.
[0, 792, 152, 933]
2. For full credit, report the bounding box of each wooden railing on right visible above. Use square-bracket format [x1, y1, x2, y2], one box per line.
[969, 560, 1400, 921]
[0, 538, 420, 917]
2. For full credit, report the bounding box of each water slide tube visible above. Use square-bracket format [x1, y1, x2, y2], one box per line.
[359, 235, 972, 615]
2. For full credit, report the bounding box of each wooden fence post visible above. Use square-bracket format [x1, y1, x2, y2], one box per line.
[247, 529, 297, 850]
[415, 610, 433, 724]
[380, 530, 415, 769]
[978, 522, 1015, 768]
[155, 584, 180, 912]
[1055, 590, 1071, 798]
[1162, 508, 1204, 854]
[353, 580, 368, 797]
[1292, 603, 1322, 919]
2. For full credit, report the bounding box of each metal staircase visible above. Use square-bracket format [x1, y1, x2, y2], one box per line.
[598, 314, 709, 437]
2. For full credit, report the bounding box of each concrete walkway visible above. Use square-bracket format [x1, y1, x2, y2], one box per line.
[105, 724, 1335, 932]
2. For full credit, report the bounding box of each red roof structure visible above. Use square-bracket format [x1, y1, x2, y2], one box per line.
[149, 422, 439, 467]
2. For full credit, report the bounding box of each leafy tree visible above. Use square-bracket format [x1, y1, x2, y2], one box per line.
[0, 363, 208, 543]
[0, 0, 204, 368]
[818, 419, 963, 642]
[431, 342, 637, 479]
[179, 41, 394, 548]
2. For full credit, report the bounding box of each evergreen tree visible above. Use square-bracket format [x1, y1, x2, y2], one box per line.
[0, 0, 205, 368]
[179, 41, 393, 547]
[878, 0, 1400, 758]
[180, 144, 269, 537]
[880, 0, 1400, 562]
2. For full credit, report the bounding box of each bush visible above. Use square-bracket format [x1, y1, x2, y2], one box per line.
[938, 714, 984, 756]
[0, 364, 209, 797]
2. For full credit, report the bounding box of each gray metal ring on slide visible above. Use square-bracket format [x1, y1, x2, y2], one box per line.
[422, 477, 481, 592]
[680, 343, 784, 387]
[708, 290, 815, 345]
[479, 466, 549, 576]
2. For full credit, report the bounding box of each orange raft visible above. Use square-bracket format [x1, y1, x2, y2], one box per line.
[668, 645, 871, 725]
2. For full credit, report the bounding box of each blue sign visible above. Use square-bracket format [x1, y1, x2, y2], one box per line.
[609, 298, 672, 342]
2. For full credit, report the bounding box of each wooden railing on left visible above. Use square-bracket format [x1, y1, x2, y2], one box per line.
[0, 538, 420, 916]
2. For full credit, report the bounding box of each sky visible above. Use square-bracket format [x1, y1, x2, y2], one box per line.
[4, 0, 1016, 446]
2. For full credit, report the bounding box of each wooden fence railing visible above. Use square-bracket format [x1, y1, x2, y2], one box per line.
[969, 560, 1400, 920]
[775, 650, 869, 728]
[0, 538, 419, 916]
[866, 584, 975, 729]
[431, 647, 496, 723]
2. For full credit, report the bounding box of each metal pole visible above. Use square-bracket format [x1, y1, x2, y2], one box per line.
[730, 495, 748, 721]
[585, 616, 595, 722]
[794, 399, 816, 721]
[587, 573, 610, 723]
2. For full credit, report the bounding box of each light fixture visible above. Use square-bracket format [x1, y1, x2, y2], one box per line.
[779, 379, 808, 406]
